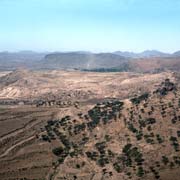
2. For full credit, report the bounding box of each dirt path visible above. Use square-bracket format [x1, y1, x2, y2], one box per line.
[0, 135, 35, 158]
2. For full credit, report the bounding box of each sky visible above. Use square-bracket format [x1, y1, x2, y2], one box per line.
[0, 0, 180, 53]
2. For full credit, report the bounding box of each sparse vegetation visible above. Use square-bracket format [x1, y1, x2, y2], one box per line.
[0, 71, 180, 180]
[131, 93, 149, 104]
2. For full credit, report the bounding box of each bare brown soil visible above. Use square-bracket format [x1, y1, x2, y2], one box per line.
[0, 70, 180, 180]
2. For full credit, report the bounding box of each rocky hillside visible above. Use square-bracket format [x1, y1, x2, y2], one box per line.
[37, 78, 180, 180]
[0, 73, 180, 180]
[0, 70, 174, 100]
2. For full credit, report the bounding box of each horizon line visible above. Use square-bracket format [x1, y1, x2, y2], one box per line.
[0, 49, 179, 54]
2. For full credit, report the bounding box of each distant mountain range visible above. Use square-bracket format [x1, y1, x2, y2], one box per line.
[0, 51, 47, 71]
[173, 51, 180, 56]
[113, 50, 180, 58]
[0, 50, 180, 72]
[0, 51, 47, 62]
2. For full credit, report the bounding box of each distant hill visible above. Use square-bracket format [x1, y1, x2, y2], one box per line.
[139, 50, 170, 58]
[113, 51, 138, 58]
[1, 50, 180, 72]
[0, 51, 48, 71]
[0, 51, 47, 62]
[114, 50, 171, 58]
[41, 52, 129, 69]
[127, 57, 180, 73]
[173, 51, 180, 57]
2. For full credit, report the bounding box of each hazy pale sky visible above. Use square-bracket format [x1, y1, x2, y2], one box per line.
[0, 0, 180, 52]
